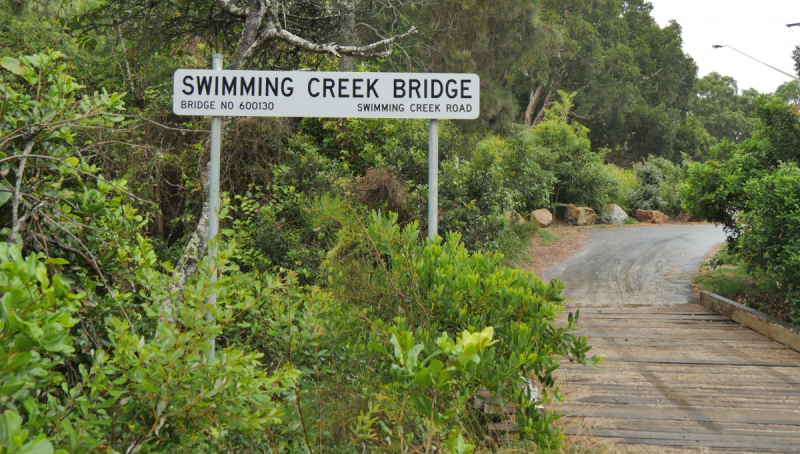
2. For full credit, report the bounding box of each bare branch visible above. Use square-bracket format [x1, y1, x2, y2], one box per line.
[240, 21, 417, 68]
[28, 232, 105, 280]
[277, 25, 417, 58]
[8, 140, 34, 244]
[217, 0, 249, 17]
[106, 114, 200, 133]
[0, 154, 153, 204]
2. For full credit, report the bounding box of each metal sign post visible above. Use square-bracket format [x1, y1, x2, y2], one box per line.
[173, 67, 479, 357]
[428, 119, 438, 239]
[207, 54, 223, 360]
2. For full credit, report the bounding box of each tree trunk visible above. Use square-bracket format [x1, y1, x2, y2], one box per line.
[338, 3, 357, 72]
[524, 85, 544, 126]
[231, 1, 265, 70]
[533, 88, 557, 125]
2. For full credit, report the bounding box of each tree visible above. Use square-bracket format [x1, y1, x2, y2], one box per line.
[78, 0, 416, 72]
[776, 80, 800, 106]
[693, 72, 758, 143]
[384, 0, 547, 131]
[519, 0, 699, 161]
[793, 45, 800, 77]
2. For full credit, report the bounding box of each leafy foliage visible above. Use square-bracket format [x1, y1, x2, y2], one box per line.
[629, 161, 666, 213]
[681, 96, 800, 323]
[323, 210, 599, 451]
[739, 164, 800, 323]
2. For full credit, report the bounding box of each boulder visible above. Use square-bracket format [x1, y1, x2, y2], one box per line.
[676, 211, 700, 223]
[601, 204, 628, 224]
[637, 209, 669, 224]
[524, 209, 553, 228]
[564, 204, 597, 226]
[504, 210, 525, 226]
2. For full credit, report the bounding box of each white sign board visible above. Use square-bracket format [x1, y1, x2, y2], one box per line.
[173, 70, 479, 119]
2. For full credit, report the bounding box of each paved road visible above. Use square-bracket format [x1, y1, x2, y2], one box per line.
[540, 225, 800, 453]
[542, 225, 727, 307]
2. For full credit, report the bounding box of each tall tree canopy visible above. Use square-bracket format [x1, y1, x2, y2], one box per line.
[76, 0, 417, 71]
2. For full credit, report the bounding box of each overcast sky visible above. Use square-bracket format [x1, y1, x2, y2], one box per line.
[648, 0, 800, 94]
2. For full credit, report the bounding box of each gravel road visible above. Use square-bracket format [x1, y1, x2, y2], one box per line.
[541, 225, 726, 307]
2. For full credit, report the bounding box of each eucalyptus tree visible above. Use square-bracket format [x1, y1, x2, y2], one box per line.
[77, 0, 416, 71]
[518, 0, 698, 160]
[693, 72, 759, 143]
[776, 80, 800, 106]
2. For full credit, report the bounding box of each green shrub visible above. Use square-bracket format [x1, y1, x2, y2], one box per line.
[0, 244, 80, 454]
[1, 51, 300, 453]
[649, 155, 691, 215]
[740, 163, 800, 323]
[324, 209, 600, 452]
[501, 126, 557, 213]
[600, 164, 638, 212]
[629, 161, 666, 212]
[532, 92, 619, 212]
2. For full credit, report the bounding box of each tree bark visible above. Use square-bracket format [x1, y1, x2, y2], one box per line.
[338, 4, 357, 72]
[8, 140, 34, 244]
[524, 85, 544, 126]
[533, 88, 557, 126]
[230, 0, 265, 70]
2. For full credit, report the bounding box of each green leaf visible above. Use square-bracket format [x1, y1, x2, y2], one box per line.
[64, 157, 79, 167]
[19, 435, 55, 454]
[44, 258, 70, 266]
[414, 368, 431, 389]
[408, 394, 432, 417]
[1, 57, 28, 76]
[0, 382, 25, 397]
[0, 410, 23, 447]
[0, 184, 11, 207]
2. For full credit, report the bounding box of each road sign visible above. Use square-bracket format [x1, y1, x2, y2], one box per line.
[177, 60, 480, 359]
[173, 70, 480, 119]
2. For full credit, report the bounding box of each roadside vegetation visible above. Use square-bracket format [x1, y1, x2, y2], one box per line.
[695, 248, 790, 323]
[681, 98, 800, 327]
[2, 0, 798, 452]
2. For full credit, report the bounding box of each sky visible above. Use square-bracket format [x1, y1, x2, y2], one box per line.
[648, 0, 800, 94]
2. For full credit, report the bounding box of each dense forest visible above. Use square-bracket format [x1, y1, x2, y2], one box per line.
[2, 0, 800, 452]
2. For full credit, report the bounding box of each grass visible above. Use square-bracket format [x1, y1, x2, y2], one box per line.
[496, 222, 541, 267]
[537, 228, 560, 245]
[695, 247, 795, 325]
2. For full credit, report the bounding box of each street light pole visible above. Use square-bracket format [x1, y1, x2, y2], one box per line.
[712, 45, 800, 82]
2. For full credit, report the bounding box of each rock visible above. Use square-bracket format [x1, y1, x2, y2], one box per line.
[601, 204, 628, 224]
[525, 209, 553, 228]
[676, 211, 700, 223]
[637, 209, 669, 224]
[504, 210, 525, 226]
[564, 204, 597, 226]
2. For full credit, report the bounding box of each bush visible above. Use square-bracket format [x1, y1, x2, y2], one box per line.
[323, 209, 600, 452]
[0, 51, 299, 453]
[532, 92, 620, 212]
[629, 161, 666, 212]
[501, 126, 557, 213]
[740, 163, 800, 323]
[649, 155, 691, 215]
[600, 164, 638, 212]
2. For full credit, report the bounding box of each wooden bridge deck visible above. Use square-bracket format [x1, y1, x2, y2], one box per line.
[557, 304, 800, 453]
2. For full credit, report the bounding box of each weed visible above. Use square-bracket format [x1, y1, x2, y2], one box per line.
[538, 229, 560, 246]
